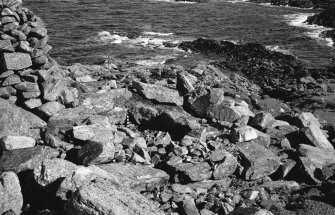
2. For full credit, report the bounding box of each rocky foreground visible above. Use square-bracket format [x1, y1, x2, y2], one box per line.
[1, 0, 335, 215]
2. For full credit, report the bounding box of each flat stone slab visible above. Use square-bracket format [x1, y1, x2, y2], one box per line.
[0, 39, 14, 52]
[98, 163, 169, 191]
[0, 146, 59, 173]
[0, 52, 32, 71]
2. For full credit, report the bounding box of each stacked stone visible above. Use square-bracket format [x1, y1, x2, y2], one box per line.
[0, 0, 52, 103]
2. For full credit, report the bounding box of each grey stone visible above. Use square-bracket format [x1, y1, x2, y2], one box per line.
[133, 81, 183, 106]
[297, 112, 321, 128]
[0, 98, 46, 139]
[98, 163, 169, 191]
[0, 40, 14, 52]
[250, 111, 275, 130]
[38, 101, 65, 118]
[182, 196, 200, 215]
[236, 141, 281, 180]
[171, 184, 193, 194]
[302, 124, 334, 150]
[34, 159, 78, 187]
[64, 178, 164, 215]
[2, 75, 21, 86]
[0, 135, 35, 151]
[176, 71, 195, 95]
[0, 53, 32, 71]
[0, 172, 23, 215]
[231, 125, 258, 143]
[15, 82, 39, 92]
[0, 146, 59, 173]
[24, 99, 42, 109]
[213, 152, 238, 179]
[174, 162, 212, 182]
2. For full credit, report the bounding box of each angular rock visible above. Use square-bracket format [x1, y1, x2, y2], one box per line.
[98, 163, 169, 191]
[174, 162, 212, 182]
[64, 178, 164, 215]
[82, 88, 132, 112]
[207, 103, 254, 123]
[15, 82, 39, 92]
[297, 112, 321, 128]
[229, 208, 273, 215]
[236, 141, 281, 180]
[213, 152, 238, 179]
[0, 39, 14, 52]
[302, 124, 334, 150]
[133, 81, 183, 106]
[0, 172, 23, 215]
[2, 74, 21, 86]
[42, 79, 67, 101]
[250, 111, 275, 130]
[177, 71, 195, 95]
[171, 184, 193, 194]
[0, 98, 46, 139]
[231, 125, 258, 143]
[34, 159, 78, 187]
[24, 98, 42, 109]
[77, 140, 115, 166]
[182, 196, 200, 215]
[0, 135, 35, 151]
[0, 146, 59, 173]
[0, 53, 32, 71]
[37, 101, 65, 118]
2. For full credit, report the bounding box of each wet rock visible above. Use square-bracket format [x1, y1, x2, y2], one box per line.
[302, 124, 334, 150]
[0, 135, 35, 151]
[0, 146, 59, 173]
[173, 162, 212, 182]
[64, 177, 164, 215]
[236, 141, 281, 180]
[133, 81, 183, 106]
[0, 172, 23, 215]
[34, 159, 78, 187]
[0, 98, 46, 139]
[307, 8, 335, 28]
[98, 163, 169, 191]
[0, 52, 32, 71]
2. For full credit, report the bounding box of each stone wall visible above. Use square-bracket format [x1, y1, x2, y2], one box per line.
[0, 0, 53, 104]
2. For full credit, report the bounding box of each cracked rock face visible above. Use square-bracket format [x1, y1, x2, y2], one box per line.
[0, 171, 23, 215]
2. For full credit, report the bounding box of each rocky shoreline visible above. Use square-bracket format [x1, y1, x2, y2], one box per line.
[1, 0, 335, 215]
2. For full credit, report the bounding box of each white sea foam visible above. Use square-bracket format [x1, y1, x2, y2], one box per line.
[227, 0, 249, 3]
[283, 13, 334, 47]
[265, 45, 292, 55]
[143, 31, 174, 36]
[149, 0, 196, 4]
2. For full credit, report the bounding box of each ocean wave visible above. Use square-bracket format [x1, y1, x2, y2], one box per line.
[283, 13, 334, 47]
[88, 31, 186, 50]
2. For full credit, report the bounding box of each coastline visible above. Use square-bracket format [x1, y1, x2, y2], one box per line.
[1, 1, 335, 215]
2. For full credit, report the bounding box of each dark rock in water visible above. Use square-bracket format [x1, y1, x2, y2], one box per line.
[0, 146, 59, 173]
[307, 8, 335, 28]
[0, 171, 23, 215]
[64, 178, 164, 215]
[179, 38, 309, 102]
[98, 163, 169, 191]
[320, 30, 335, 46]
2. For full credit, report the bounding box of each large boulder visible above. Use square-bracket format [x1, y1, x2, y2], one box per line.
[236, 141, 281, 180]
[98, 163, 169, 191]
[64, 178, 164, 215]
[0, 98, 46, 140]
[0, 52, 32, 71]
[0, 172, 23, 215]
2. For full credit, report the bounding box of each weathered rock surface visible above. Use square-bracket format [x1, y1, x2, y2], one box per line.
[0, 135, 35, 151]
[64, 178, 164, 215]
[133, 81, 183, 106]
[0, 172, 23, 215]
[236, 141, 281, 180]
[98, 163, 169, 191]
[0, 146, 59, 173]
[302, 124, 334, 150]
